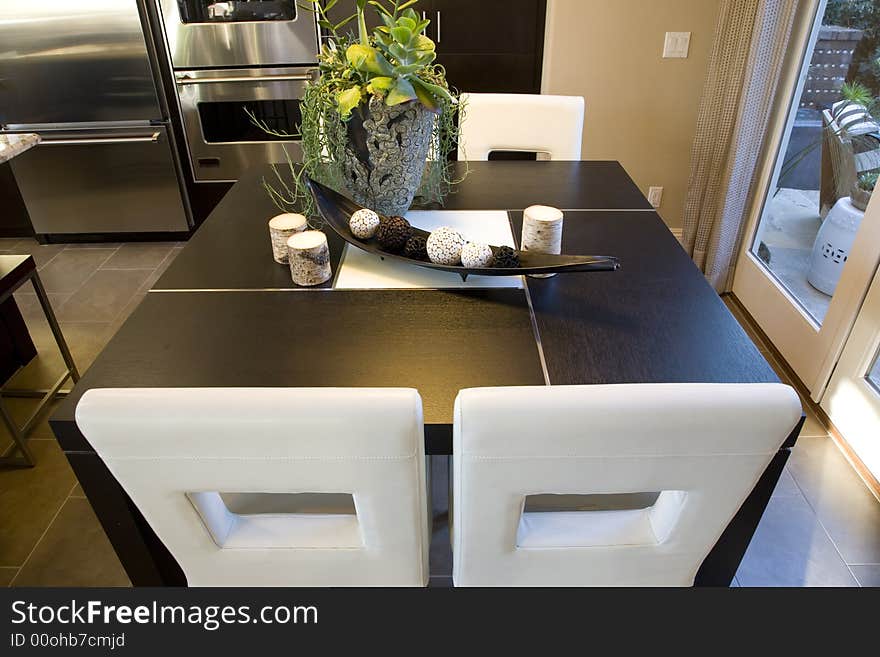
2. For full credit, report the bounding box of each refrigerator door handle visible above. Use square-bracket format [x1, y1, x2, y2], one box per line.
[39, 132, 161, 146]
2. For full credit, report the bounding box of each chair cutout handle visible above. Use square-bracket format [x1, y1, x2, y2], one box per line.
[516, 491, 687, 548]
[187, 492, 363, 549]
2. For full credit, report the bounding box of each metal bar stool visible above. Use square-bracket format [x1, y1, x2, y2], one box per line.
[0, 254, 79, 467]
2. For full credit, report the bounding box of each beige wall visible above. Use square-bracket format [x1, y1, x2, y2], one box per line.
[542, 0, 722, 228]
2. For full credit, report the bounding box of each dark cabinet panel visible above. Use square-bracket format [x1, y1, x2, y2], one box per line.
[430, 0, 542, 55]
[441, 54, 541, 94]
[321, 0, 546, 94]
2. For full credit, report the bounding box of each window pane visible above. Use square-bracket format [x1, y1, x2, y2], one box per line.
[177, 1, 296, 23]
[751, 2, 880, 326]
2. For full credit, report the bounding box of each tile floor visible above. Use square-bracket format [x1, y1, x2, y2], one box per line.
[0, 239, 877, 587]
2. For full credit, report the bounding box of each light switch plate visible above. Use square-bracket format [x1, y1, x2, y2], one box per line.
[663, 32, 691, 58]
[648, 186, 663, 208]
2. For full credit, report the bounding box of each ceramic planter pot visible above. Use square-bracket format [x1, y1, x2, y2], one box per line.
[850, 183, 872, 212]
[807, 195, 865, 296]
[340, 96, 434, 216]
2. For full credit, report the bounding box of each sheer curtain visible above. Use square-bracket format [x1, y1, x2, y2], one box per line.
[682, 0, 801, 291]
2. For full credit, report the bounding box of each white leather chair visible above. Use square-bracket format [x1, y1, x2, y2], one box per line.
[76, 387, 429, 587]
[452, 383, 802, 587]
[457, 93, 585, 161]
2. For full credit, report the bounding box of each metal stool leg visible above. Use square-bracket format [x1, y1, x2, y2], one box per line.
[0, 395, 35, 467]
[32, 272, 79, 383]
[0, 271, 79, 467]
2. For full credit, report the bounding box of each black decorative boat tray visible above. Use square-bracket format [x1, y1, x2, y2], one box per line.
[307, 177, 620, 281]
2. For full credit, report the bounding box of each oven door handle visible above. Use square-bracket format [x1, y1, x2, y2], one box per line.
[176, 74, 315, 85]
[39, 132, 161, 146]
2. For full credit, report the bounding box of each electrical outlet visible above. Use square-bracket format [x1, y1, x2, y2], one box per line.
[663, 32, 690, 58]
[648, 186, 663, 208]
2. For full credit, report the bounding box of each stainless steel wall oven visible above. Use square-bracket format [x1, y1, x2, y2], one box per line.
[175, 67, 313, 181]
[156, 1, 319, 182]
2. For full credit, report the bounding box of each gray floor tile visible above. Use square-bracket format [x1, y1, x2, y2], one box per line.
[788, 435, 880, 565]
[101, 243, 176, 270]
[62, 242, 121, 249]
[0, 567, 18, 586]
[139, 249, 182, 292]
[13, 289, 71, 322]
[1, 240, 66, 270]
[0, 398, 63, 443]
[799, 408, 828, 438]
[773, 467, 802, 497]
[37, 249, 115, 294]
[736, 493, 858, 586]
[12, 497, 130, 587]
[851, 565, 880, 587]
[57, 269, 152, 323]
[0, 238, 28, 251]
[0, 440, 76, 567]
[5, 321, 111, 389]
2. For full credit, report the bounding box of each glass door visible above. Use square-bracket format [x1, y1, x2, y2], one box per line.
[733, 0, 880, 399]
[822, 265, 880, 478]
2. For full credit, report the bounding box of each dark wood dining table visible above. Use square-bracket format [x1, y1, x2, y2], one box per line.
[50, 161, 802, 587]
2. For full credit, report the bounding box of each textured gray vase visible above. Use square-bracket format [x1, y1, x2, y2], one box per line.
[341, 96, 434, 215]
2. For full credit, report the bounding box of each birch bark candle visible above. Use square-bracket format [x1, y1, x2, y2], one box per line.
[521, 205, 564, 278]
[287, 230, 332, 286]
[269, 213, 307, 264]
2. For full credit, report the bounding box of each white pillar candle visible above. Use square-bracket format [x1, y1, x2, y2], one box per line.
[522, 205, 564, 278]
[269, 213, 307, 264]
[287, 230, 332, 286]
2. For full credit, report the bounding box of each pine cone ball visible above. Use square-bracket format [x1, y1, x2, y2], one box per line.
[376, 215, 412, 252]
[426, 226, 465, 265]
[461, 242, 494, 268]
[493, 245, 520, 268]
[403, 236, 428, 260]
[349, 208, 380, 240]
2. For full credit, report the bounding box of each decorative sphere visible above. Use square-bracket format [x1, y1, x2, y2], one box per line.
[376, 215, 412, 252]
[493, 245, 520, 268]
[349, 209, 380, 239]
[403, 236, 428, 260]
[426, 226, 465, 265]
[461, 242, 494, 268]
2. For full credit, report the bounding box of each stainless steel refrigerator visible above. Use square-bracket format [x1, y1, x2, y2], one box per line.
[0, 0, 191, 235]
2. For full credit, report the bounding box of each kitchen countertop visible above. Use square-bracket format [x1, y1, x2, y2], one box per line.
[0, 133, 40, 164]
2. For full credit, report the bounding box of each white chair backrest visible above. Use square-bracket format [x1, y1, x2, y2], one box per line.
[76, 387, 429, 587]
[453, 383, 801, 586]
[457, 93, 585, 161]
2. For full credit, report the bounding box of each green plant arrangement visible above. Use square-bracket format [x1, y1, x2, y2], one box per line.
[858, 169, 879, 191]
[261, 0, 466, 221]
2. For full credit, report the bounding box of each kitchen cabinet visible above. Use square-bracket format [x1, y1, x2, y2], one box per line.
[323, 0, 546, 94]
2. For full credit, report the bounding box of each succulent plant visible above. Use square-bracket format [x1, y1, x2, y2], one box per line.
[306, 0, 454, 118]
[858, 170, 879, 192]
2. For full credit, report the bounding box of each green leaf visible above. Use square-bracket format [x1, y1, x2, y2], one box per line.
[346, 44, 394, 76]
[412, 76, 453, 105]
[395, 63, 423, 75]
[398, 16, 417, 31]
[413, 34, 435, 51]
[366, 76, 395, 93]
[386, 77, 417, 106]
[333, 13, 357, 31]
[336, 86, 363, 118]
[412, 80, 441, 113]
[368, 0, 392, 16]
[391, 26, 413, 44]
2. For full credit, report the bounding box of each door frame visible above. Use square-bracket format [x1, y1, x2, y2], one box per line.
[732, 0, 880, 400]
